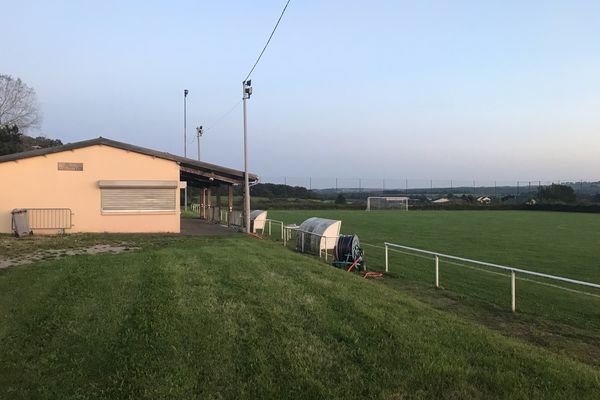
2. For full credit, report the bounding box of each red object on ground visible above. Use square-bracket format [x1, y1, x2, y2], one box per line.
[362, 271, 383, 279]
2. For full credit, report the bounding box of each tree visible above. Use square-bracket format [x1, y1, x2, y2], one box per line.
[0, 124, 22, 156]
[538, 184, 576, 203]
[0, 74, 42, 132]
[335, 194, 347, 205]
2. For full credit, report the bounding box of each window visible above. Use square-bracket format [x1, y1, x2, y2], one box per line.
[98, 181, 177, 213]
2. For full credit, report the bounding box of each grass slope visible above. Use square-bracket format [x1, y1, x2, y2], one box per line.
[1, 235, 599, 399]
[268, 210, 600, 367]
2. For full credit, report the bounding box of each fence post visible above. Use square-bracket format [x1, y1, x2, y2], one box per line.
[511, 271, 516, 312]
[280, 222, 283, 240]
[385, 243, 389, 272]
[435, 256, 439, 288]
[301, 232, 305, 253]
[324, 237, 327, 261]
[283, 227, 287, 247]
[269, 220, 272, 236]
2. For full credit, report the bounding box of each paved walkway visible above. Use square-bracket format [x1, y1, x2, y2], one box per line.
[180, 218, 241, 236]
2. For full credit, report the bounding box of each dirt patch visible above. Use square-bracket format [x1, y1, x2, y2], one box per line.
[0, 244, 140, 269]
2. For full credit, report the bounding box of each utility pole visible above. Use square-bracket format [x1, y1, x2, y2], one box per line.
[183, 89, 189, 157]
[242, 80, 252, 233]
[196, 126, 203, 161]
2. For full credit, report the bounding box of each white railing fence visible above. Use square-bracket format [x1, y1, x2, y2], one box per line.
[383, 242, 600, 313]
[263, 219, 285, 240]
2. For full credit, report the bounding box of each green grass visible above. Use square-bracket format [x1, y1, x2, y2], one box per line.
[267, 210, 600, 366]
[268, 210, 600, 281]
[1, 235, 600, 399]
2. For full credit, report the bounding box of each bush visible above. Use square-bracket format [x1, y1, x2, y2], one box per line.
[538, 184, 576, 203]
[335, 194, 347, 205]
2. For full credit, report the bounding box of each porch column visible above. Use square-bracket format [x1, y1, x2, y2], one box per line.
[207, 188, 212, 221]
[201, 188, 207, 219]
[198, 189, 202, 217]
[227, 184, 233, 226]
[216, 186, 222, 223]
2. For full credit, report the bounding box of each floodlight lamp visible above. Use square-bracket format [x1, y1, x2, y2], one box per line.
[184, 89, 189, 97]
[243, 80, 253, 98]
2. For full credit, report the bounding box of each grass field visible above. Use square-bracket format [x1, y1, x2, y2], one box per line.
[1, 233, 600, 399]
[268, 210, 600, 366]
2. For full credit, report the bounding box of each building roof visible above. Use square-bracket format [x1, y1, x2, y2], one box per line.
[0, 137, 258, 185]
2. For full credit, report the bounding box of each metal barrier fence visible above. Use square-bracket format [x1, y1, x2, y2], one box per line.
[27, 208, 73, 230]
[383, 242, 600, 312]
[229, 210, 243, 227]
[260, 177, 600, 196]
[220, 209, 228, 224]
[264, 219, 284, 240]
[206, 206, 221, 223]
[281, 226, 338, 261]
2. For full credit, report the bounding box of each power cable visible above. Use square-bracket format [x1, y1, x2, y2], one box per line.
[205, 100, 242, 131]
[243, 0, 292, 82]
[190, 0, 292, 147]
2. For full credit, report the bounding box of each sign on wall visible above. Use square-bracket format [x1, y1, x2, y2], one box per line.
[58, 162, 84, 171]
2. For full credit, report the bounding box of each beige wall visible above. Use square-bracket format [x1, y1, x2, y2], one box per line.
[0, 144, 181, 233]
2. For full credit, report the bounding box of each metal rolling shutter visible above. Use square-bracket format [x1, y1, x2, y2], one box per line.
[98, 181, 177, 212]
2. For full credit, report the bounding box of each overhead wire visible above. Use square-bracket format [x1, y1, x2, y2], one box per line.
[205, 100, 242, 131]
[191, 0, 292, 141]
[243, 0, 292, 83]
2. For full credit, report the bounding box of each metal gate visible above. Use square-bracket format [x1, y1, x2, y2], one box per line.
[27, 208, 73, 229]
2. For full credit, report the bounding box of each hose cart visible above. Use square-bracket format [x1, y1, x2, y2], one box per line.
[333, 234, 383, 278]
[332, 234, 365, 272]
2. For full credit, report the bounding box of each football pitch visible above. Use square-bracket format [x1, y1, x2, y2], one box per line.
[268, 210, 600, 365]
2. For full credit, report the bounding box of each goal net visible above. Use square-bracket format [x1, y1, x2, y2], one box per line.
[366, 196, 409, 211]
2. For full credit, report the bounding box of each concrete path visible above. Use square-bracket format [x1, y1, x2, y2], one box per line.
[180, 218, 241, 236]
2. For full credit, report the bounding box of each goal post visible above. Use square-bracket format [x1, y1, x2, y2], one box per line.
[366, 196, 409, 211]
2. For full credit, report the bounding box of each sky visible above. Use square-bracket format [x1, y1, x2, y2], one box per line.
[3, 0, 600, 184]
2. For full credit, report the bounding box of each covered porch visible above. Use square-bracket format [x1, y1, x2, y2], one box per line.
[179, 158, 258, 228]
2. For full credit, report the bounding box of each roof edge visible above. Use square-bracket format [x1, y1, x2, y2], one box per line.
[0, 137, 259, 182]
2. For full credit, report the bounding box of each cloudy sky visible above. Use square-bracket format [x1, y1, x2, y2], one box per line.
[4, 0, 600, 184]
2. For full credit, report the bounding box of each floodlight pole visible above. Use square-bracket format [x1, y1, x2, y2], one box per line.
[242, 80, 252, 233]
[196, 126, 203, 161]
[183, 89, 189, 157]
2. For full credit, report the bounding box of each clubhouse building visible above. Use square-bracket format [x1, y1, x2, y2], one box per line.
[0, 137, 257, 234]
